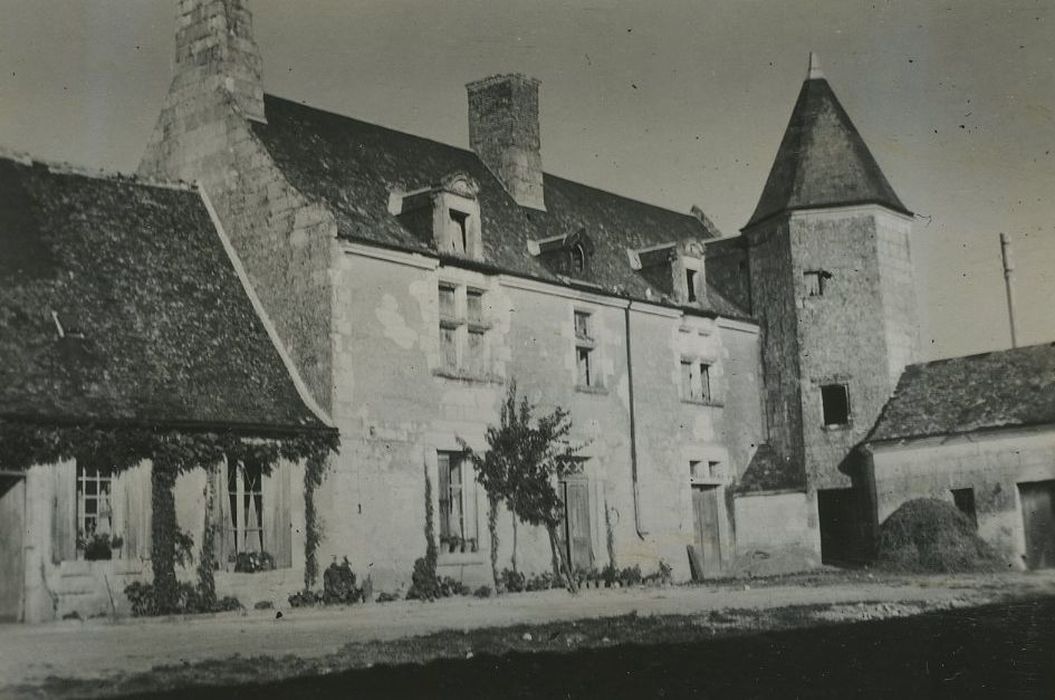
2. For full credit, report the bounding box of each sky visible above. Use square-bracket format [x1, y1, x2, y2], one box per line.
[0, 0, 1052, 361]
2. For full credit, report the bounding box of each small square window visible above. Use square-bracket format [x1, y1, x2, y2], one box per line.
[689, 460, 703, 479]
[820, 384, 850, 426]
[681, 360, 711, 403]
[804, 270, 832, 297]
[574, 311, 591, 340]
[438, 284, 457, 318]
[576, 346, 593, 387]
[466, 289, 484, 325]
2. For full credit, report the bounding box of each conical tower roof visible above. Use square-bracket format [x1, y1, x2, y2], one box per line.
[745, 53, 910, 228]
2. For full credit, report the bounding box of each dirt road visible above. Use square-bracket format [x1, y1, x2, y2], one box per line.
[1, 571, 1053, 696]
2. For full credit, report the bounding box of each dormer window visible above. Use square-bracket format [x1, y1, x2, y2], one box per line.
[528, 230, 593, 278]
[448, 209, 470, 254]
[571, 244, 586, 274]
[628, 239, 705, 305]
[686, 269, 698, 303]
[394, 172, 482, 260]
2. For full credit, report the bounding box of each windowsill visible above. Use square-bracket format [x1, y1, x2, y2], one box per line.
[575, 384, 608, 395]
[681, 398, 724, 408]
[432, 367, 503, 384]
[821, 422, 852, 432]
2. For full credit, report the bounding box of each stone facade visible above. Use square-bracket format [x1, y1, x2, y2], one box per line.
[319, 245, 766, 589]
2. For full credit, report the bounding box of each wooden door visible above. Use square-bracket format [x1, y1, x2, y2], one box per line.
[0, 476, 26, 622]
[1019, 481, 1055, 570]
[692, 486, 722, 578]
[563, 479, 592, 572]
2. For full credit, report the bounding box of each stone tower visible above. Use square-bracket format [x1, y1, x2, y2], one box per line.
[741, 54, 919, 517]
[139, 0, 337, 412]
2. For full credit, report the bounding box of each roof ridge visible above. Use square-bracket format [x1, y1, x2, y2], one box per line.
[907, 340, 1055, 370]
[0, 146, 196, 193]
[262, 93, 714, 231]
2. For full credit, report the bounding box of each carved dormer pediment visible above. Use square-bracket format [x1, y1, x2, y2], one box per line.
[392, 172, 484, 259]
[527, 228, 594, 277]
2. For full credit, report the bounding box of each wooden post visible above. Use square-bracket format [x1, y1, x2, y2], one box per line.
[999, 233, 1018, 348]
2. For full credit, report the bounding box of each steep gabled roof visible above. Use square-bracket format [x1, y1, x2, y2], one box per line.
[867, 343, 1055, 444]
[746, 60, 910, 228]
[0, 155, 327, 433]
[251, 95, 747, 319]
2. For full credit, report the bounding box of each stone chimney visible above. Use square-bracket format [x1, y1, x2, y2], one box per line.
[466, 74, 545, 210]
[171, 0, 265, 123]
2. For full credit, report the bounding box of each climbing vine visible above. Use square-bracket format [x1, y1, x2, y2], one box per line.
[197, 468, 218, 609]
[303, 451, 330, 589]
[0, 419, 338, 612]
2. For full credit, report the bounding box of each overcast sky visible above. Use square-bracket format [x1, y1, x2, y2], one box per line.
[0, 0, 1051, 360]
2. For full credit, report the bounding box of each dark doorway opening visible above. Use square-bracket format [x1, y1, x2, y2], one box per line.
[951, 488, 978, 529]
[1019, 480, 1055, 570]
[0, 475, 26, 622]
[817, 487, 866, 565]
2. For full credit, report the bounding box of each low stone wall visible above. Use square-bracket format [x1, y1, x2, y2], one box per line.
[733, 490, 819, 557]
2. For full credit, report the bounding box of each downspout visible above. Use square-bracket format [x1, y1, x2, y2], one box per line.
[624, 303, 647, 539]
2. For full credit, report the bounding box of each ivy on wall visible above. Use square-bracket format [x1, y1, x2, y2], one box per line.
[0, 419, 338, 611]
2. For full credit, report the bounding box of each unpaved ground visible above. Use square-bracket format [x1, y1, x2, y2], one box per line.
[2, 570, 1053, 697]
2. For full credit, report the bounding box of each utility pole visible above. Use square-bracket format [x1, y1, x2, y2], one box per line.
[999, 233, 1019, 348]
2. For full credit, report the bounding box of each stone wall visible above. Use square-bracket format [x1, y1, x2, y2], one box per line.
[733, 490, 818, 555]
[744, 218, 806, 487]
[318, 244, 767, 591]
[867, 426, 1055, 569]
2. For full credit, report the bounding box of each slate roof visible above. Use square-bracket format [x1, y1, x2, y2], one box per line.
[251, 95, 747, 319]
[745, 75, 910, 228]
[0, 155, 328, 433]
[867, 343, 1055, 444]
[734, 443, 804, 493]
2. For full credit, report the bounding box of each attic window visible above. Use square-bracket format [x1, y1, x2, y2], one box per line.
[686, 269, 698, 303]
[570, 244, 587, 274]
[52, 310, 85, 340]
[804, 270, 832, 297]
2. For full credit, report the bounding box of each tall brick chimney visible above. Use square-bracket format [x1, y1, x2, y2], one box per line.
[467, 74, 545, 210]
[171, 0, 266, 123]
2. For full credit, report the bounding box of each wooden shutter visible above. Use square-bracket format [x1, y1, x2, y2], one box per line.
[212, 462, 235, 567]
[264, 461, 292, 568]
[463, 464, 478, 544]
[51, 462, 76, 563]
[119, 462, 153, 560]
[564, 479, 593, 571]
[437, 453, 450, 539]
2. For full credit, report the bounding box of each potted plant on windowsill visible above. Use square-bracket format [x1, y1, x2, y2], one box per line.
[232, 551, 276, 573]
[77, 532, 124, 561]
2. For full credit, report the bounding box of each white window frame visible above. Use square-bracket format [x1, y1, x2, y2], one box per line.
[227, 459, 265, 554]
[77, 462, 116, 543]
[437, 281, 490, 378]
[574, 309, 600, 389]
